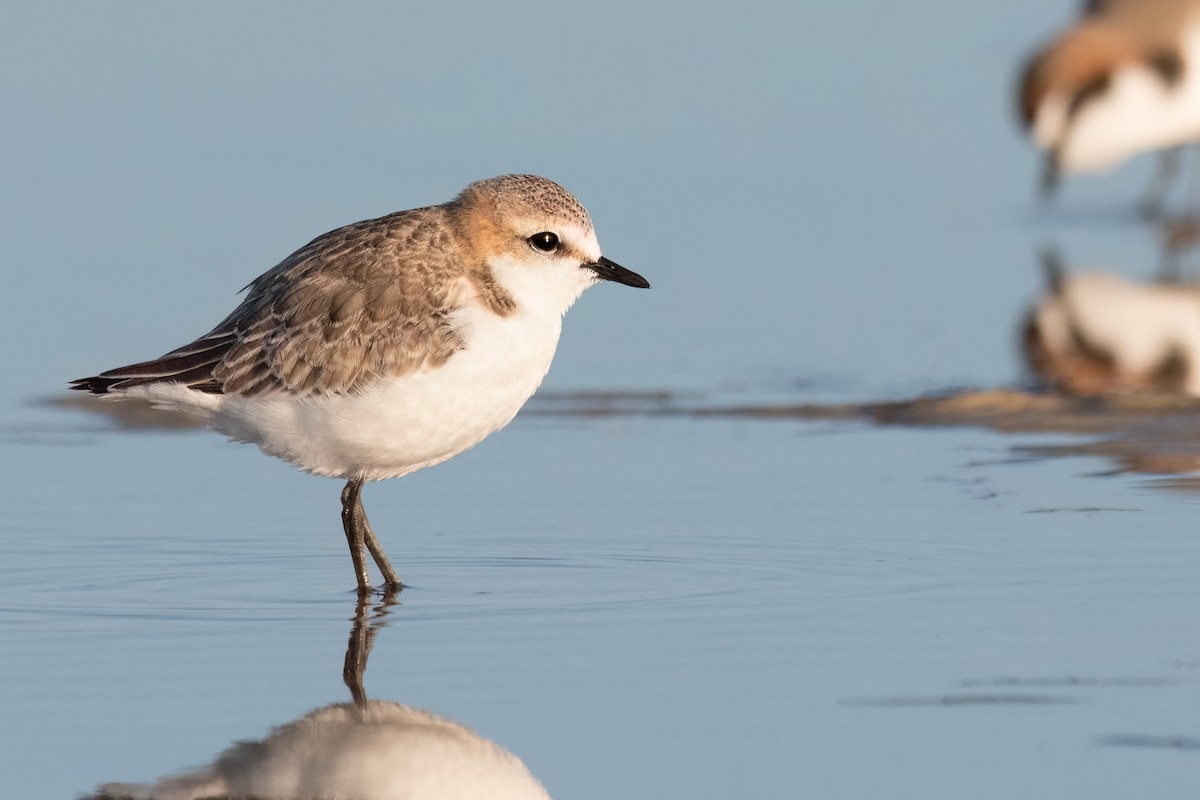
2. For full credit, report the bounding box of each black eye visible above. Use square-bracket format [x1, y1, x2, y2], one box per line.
[528, 232, 559, 253]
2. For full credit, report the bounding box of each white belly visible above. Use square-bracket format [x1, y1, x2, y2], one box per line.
[129, 304, 565, 481]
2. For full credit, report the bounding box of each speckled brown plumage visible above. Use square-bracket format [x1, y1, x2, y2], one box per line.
[69, 175, 595, 398]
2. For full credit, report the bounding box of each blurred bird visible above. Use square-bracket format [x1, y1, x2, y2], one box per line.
[88, 701, 551, 800]
[1017, 0, 1200, 212]
[71, 175, 649, 594]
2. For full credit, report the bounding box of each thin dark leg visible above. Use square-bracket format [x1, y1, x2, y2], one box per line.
[1186, 143, 1200, 217]
[1156, 214, 1200, 281]
[1139, 146, 1182, 219]
[356, 491, 403, 590]
[341, 479, 372, 595]
[1039, 151, 1061, 201]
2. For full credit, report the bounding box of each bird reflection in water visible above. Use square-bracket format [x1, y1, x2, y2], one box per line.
[1023, 223, 1200, 397]
[88, 594, 551, 800]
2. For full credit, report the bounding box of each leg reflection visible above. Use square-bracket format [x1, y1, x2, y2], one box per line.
[343, 588, 398, 708]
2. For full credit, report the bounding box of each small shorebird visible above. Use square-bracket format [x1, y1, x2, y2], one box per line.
[72, 175, 649, 593]
[1017, 0, 1200, 210]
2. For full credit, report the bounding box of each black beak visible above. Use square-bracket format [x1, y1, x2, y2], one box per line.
[585, 256, 650, 289]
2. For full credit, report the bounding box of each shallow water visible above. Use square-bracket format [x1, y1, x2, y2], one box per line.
[5, 1, 1200, 798]
[8, 404, 1200, 798]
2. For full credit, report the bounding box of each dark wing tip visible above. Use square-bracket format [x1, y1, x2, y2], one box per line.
[69, 376, 120, 394]
[69, 332, 237, 396]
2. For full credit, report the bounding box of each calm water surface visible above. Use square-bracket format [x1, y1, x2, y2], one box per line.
[6, 411, 1200, 798]
[3, 1, 1200, 798]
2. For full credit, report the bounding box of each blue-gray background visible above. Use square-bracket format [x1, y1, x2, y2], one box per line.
[4, 2, 1199, 799]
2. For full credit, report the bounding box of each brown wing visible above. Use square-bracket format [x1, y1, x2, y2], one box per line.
[72, 206, 468, 397]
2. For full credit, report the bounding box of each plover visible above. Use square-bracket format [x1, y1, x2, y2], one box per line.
[72, 174, 649, 593]
[1017, 0, 1200, 209]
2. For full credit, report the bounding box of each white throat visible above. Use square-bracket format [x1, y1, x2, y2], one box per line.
[488, 254, 599, 320]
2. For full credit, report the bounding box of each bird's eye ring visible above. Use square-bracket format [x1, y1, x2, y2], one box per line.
[528, 232, 560, 253]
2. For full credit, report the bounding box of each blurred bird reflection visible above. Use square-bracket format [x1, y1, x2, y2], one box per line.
[1022, 239, 1200, 396]
[87, 596, 551, 800]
